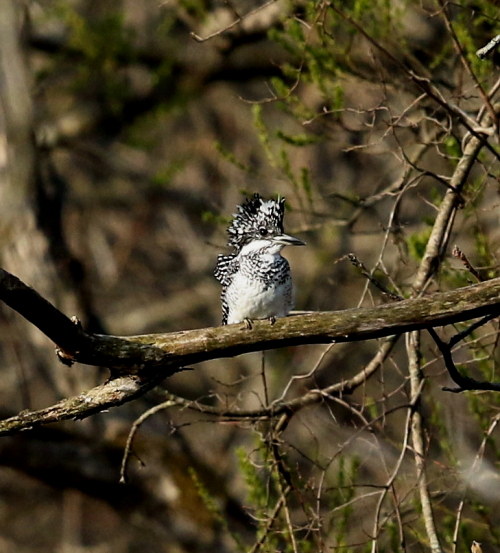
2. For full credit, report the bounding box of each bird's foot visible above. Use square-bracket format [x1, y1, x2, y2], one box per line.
[243, 318, 253, 330]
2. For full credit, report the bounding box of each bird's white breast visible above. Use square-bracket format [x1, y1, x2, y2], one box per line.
[224, 255, 293, 324]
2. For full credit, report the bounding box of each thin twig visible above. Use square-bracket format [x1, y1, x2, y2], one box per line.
[370, 401, 414, 552]
[189, 0, 279, 42]
[452, 245, 484, 283]
[451, 413, 500, 552]
[261, 350, 269, 406]
[347, 253, 402, 301]
[247, 485, 291, 553]
[448, 312, 499, 348]
[327, 3, 500, 163]
[120, 400, 177, 483]
[428, 326, 500, 393]
[477, 35, 500, 59]
[438, 0, 498, 129]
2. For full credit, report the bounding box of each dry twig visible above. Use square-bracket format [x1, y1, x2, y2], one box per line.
[452, 245, 485, 283]
[477, 35, 500, 59]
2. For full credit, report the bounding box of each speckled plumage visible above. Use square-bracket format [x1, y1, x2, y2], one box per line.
[214, 194, 305, 325]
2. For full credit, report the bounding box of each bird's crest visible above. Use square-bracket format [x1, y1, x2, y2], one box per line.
[227, 193, 285, 251]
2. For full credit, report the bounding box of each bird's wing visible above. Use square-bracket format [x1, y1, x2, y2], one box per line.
[214, 254, 239, 286]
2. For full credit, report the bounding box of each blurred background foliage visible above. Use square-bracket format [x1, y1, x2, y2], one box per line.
[1, 0, 500, 551]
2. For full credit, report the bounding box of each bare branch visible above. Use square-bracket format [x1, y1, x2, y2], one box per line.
[189, 0, 279, 42]
[2, 265, 500, 435]
[428, 327, 500, 393]
[407, 330, 444, 553]
[452, 245, 484, 283]
[0, 373, 166, 436]
[347, 253, 402, 301]
[3, 268, 500, 373]
[328, 3, 500, 163]
[438, 0, 498, 129]
[477, 35, 500, 59]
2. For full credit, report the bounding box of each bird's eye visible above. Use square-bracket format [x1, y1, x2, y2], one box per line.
[259, 227, 268, 236]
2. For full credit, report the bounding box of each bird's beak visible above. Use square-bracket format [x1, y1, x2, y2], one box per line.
[273, 234, 306, 246]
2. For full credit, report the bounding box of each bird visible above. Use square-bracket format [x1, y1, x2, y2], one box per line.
[214, 193, 305, 326]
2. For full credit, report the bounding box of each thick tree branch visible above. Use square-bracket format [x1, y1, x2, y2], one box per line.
[2, 268, 500, 435]
[3, 268, 500, 371]
[0, 374, 166, 436]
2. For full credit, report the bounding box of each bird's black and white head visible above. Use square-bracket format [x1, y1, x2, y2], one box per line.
[227, 193, 305, 254]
